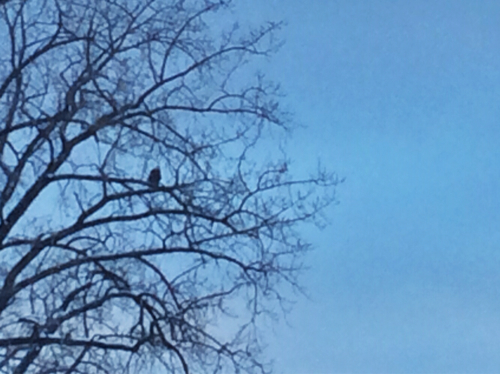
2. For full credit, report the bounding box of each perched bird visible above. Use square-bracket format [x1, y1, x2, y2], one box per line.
[147, 167, 161, 187]
[44, 317, 59, 334]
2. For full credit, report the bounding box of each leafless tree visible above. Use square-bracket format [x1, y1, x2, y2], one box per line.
[0, 0, 338, 373]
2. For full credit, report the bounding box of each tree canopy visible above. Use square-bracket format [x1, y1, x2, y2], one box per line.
[0, 1, 337, 373]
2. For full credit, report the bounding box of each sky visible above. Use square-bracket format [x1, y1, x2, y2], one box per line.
[2, 1, 499, 373]
[234, 1, 500, 373]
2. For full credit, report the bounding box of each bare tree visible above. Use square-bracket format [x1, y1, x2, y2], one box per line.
[0, 1, 338, 373]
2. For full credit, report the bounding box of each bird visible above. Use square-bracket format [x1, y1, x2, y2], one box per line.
[44, 317, 59, 334]
[147, 167, 161, 187]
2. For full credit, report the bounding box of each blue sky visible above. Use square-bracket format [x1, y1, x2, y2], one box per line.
[235, 1, 500, 373]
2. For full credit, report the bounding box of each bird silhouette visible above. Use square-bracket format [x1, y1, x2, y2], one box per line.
[148, 167, 161, 187]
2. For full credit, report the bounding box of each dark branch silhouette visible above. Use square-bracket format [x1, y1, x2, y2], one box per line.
[0, 1, 339, 373]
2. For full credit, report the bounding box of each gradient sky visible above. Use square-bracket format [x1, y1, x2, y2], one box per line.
[234, 1, 500, 373]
